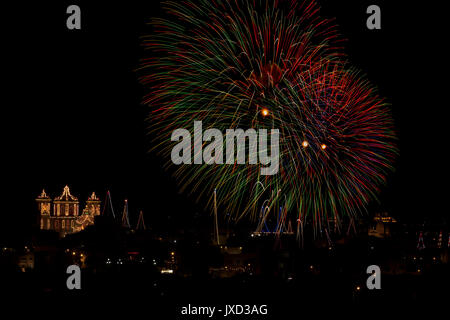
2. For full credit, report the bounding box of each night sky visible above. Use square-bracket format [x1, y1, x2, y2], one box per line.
[2, 0, 448, 240]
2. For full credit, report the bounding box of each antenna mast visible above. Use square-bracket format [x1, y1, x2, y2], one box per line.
[121, 199, 130, 228]
[136, 210, 146, 230]
[101, 190, 116, 219]
[214, 189, 220, 245]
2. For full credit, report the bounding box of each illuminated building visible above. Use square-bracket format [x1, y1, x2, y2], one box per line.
[36, 185, 101, 237]
[368, 212, 397, 238]
[17, 248, 34, 272]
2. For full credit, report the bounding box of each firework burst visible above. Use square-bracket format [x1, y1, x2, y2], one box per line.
[139, 0, 397, 234]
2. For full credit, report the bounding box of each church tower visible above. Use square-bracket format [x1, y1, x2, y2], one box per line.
[86, 192, 101, 216]
[36, 189, 51, 230]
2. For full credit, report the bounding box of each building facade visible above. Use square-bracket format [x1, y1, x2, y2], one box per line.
[36, 185, 101, 237]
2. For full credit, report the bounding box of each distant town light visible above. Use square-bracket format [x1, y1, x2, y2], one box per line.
[161, 269, 173, 274]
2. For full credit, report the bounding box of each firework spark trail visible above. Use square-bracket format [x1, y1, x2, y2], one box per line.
[139, 0, 397, 235]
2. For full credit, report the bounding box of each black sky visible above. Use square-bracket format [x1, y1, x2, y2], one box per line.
[2, 0, 449, 240]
